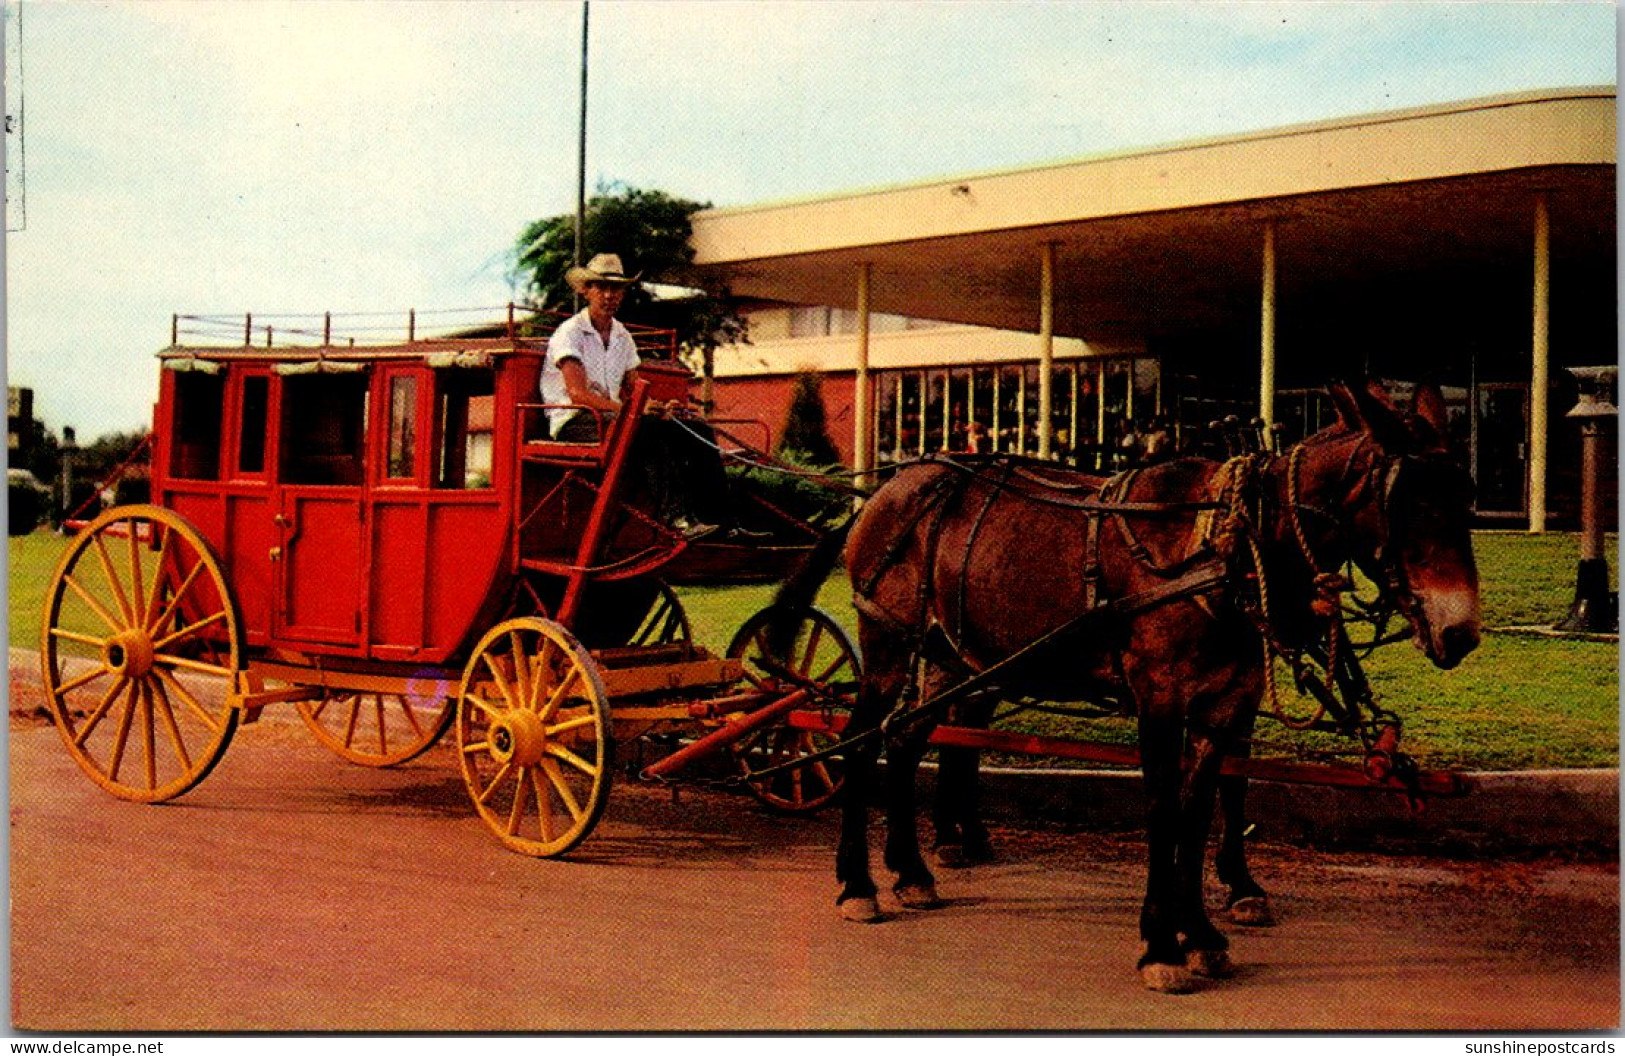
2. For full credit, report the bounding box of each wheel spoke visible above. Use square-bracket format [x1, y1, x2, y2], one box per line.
[140, 526, 174, 632]
[91, 534, 135, 624]
[539, 758, 585, 821]
[126, 526, 148, 628]
[53, 659, 114, 696]
[544, 740, 599, 779]
[140, 679, 158, 790]
[150, 609, 228, 653]
[49, 627, 109, 649]
[341, 695, 362, 748]
[480, 652, 518, 709]
[151, 652, 233, 679]
[509, 633, 532, 713]
[145, 559, 206, 638]
[461, 738, 492, 755]
[375, 696, 388, 755]
[798, 622, 825, 677]
[73, 674, 130, 747]
[537, 669, 582, 723]
[545, 713, 595, 738]
[813, 652, 852, 685]
[393, 695, 426, 738]
[530, 768, 556, 843]
[153, 667, 224, 733]
[62, 573, 125, 635]
[505, 766, 528, 836]
[107, 680, 142, 782]
[150, 676, 195, 773]
[463, 691, 504, 720]
[478, 761, 514, 806]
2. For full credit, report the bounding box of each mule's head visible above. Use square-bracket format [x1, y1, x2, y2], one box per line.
[1319, 380, 1481, 669]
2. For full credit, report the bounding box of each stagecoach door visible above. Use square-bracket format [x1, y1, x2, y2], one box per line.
[272, 371, 369, 646]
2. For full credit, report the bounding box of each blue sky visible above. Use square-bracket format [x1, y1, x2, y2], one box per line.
[3, 0, 1616, 437]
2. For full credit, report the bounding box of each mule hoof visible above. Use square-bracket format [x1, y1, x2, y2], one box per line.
[1187, 949, 1236, 978]
[839, 897, 884, 923]
[1228, 896, 1275, 927]
[1140, 963, 1198, 994]
[895, 883, 943, 909]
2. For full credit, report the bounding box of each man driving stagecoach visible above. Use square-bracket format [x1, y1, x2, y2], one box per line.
[541, 252, 755, 541]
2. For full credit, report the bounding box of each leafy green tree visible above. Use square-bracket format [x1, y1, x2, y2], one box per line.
[509, 183, 746, 365]
[776, 371, 841, 467]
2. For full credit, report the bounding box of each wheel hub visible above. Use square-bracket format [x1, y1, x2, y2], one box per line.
[103, 629, 156, 679]
[488, 709, 548, 766]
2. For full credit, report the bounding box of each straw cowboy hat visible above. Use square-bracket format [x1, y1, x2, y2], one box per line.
[566, 253, 642, 292]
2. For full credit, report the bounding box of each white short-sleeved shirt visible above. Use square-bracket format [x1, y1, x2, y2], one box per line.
[541, 309, 641, 434]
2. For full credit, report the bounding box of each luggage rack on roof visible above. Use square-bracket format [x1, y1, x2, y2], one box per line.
[167, 303, 679, 358]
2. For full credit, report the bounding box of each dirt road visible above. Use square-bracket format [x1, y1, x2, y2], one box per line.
[9, 708, 1618, 1032]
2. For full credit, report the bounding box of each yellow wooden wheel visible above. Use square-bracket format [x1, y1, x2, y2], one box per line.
[726, 606, 859, 815]
[456, 618, 612, 857]
[40, 505, 242, 802]
[297, 687, 454, 767]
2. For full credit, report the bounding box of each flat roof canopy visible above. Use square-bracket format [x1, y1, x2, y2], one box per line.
[690, 89, 1615, 341]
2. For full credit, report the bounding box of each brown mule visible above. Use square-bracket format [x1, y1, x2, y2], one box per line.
[773, 381, 1480, 993]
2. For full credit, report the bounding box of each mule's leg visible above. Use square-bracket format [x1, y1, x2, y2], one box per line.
[1215, 771, 1274, 926]
[884, 723, 943, 908]
[884, 663, 962, 908]
[932, 693, 997, 868]
[1135, 706, 1198, 993]
[1175, 733, 1236, 978]
[835, 631, 910, 923]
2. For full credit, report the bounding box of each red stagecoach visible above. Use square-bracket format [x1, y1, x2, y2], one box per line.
[40, 306, 857, 856]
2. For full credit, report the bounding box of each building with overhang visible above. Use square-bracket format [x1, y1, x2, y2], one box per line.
[689, 87, 1616, 530]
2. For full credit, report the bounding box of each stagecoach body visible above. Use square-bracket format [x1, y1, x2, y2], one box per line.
[41, 307, 856, 854]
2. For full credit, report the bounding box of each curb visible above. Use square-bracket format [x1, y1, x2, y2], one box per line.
[916, 764, 1620, 854]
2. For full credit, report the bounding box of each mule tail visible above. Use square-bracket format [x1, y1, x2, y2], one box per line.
[763, 515, 855, 661]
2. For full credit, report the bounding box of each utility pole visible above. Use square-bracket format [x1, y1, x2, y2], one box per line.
[574, 1, 590, 301]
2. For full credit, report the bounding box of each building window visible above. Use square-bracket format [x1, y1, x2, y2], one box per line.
[873, 356, 1161, 470]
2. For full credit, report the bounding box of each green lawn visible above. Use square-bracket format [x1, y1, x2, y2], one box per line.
[10, 528, 1618, 771]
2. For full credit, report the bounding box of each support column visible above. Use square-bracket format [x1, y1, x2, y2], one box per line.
[854, 262, 873, 488]
[1037, 242, 1057, 459]
[1529, 194, 1550, 534]
[1259, 220, 1277, 430]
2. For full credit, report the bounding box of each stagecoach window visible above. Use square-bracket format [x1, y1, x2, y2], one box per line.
[236, 375, 268, 475]
[434, 369, 495, 490]
[279, 373, 369, 486]
[386, 376, 417, 480]
[170, 371, 226, 481]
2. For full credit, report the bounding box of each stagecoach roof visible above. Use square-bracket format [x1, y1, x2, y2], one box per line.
[688, 87, 1616, 339]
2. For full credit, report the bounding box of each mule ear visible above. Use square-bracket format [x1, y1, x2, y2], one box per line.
[1327, 380, 1365, 432]
[1411, 383, 1449, 445]
[1348, 379, 1414, 454]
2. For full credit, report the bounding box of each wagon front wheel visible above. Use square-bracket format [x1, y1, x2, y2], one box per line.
[40, 505, 242, 802]
[726, 606, 859, 814]
[457, 618, 612, 857]
[297, 688, 454, 767]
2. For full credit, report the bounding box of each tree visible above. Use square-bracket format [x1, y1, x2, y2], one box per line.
[776, 371, 841, 467]
[509, 183, 746, 366]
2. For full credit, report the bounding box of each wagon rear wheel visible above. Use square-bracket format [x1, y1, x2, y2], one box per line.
[457, 618, 612, 857]
[296, 689, 454, 767]
[726, 606, 859, 814]
[40, 505, 242, 802]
